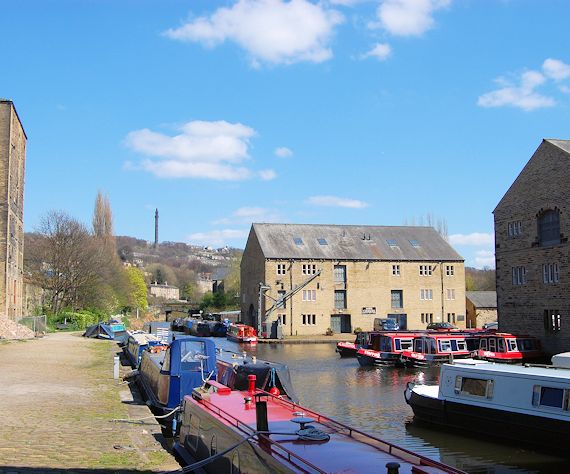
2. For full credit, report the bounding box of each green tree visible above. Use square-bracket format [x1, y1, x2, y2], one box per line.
[126, 267, 148, 310]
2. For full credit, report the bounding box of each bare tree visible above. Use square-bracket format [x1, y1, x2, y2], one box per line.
[92, 191, 114, 240]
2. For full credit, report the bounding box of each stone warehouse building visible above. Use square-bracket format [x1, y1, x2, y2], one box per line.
[148, 282, 180, 301]
[494, 139, 570, 355]
[465, 291, 497, 329]
[0, 100, 26, 320]
[241, 223, 466, 336]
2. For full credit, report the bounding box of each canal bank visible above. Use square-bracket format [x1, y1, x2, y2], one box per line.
[258, 333, 350, 343]
[0, 332, 179, 473]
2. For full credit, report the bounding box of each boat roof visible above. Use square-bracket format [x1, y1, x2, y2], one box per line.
[446, 359, 570, 380]
[189, 388, 462, 474]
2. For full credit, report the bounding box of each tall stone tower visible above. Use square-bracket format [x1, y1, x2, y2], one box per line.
[0, 100, 26, 320]
[154, 208, 159, 248]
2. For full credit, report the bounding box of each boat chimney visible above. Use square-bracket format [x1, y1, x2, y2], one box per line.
[248, 374, 256, 395]
[386, 462, 400, 474]
[255, 396, 269, 433]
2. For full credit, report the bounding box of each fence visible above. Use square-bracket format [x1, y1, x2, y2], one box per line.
[17, 315, 47, 335]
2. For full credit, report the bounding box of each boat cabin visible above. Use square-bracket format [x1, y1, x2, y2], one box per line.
[124, 332, 163, 368]
[336, 331, 372, 357]
[356, 331, 418, 366]
[227, 323, 258, 343]
[476, 333, 544, 363]
[401, 333, 471, 366]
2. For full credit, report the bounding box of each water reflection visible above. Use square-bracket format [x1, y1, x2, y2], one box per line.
[212, 339, 569, 473]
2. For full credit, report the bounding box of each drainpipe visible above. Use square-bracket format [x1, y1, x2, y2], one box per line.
[289, 260, 294, 336]
[440, 261, 445, 323]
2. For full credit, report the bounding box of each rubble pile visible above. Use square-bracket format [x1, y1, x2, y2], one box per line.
[0, 317, 35, 340]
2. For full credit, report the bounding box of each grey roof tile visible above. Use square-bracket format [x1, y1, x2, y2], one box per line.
[466, 291, 497, 308]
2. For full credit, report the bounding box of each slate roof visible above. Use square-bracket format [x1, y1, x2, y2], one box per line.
[546, 138, 570, 154]
[251, 223, 463, 261]
[466, 291, 497, 308]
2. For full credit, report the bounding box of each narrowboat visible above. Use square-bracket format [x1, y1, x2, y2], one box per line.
[336, 331, 371, 357]
[137, 336, 217, 429]
[226, 323, 258, 343]
[173, 375, 464, 473]
[356, 331, 419, 366]
[404, 356, 570, 450]
[400, 333, 471, 366]
[124, 331, 164, 368]
[83, 321, 127, 342]
[189, 320, 212, 337]
[207, 320, 228, 337]
[475, 332, 544, 363]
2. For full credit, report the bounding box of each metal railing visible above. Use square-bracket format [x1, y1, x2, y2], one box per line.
[17, 315, 47, 335]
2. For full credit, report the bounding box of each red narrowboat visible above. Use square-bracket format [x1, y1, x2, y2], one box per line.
[336, 331, 371, 357]
[475, 332, 544, 363]
[226, 323, 258, 344]
[356, 331, 420, 366]
[400, 333, 471, 366]
[173, 376, 465, 473]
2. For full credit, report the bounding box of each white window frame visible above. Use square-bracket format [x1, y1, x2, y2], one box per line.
[277, 263, 286, 275]
[420, 289, 433, 300]
[446, 288, 455, 300]
[446, 265, 454, 276]
[302, 289, 316, 302]
[392, 264, 400, 276]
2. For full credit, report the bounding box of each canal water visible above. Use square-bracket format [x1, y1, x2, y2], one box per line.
[213, 339, 568, 474]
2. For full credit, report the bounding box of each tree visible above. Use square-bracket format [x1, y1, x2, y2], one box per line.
[126, 267, 148, 310]
[92, 191, 114, 240]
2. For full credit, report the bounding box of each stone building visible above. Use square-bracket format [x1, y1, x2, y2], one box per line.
[465, 291, 497, 328]
[0, 100, 26, 320]
[494, 139, 570, 355]
[148, 283, 180, 301]
[241, 223, 466, 337]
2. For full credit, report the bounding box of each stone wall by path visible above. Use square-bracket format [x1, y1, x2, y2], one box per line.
[0, 332, 180, 473]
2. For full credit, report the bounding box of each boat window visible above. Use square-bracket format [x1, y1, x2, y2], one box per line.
[414, 339, 423, 352]
[497, 339, 506, 353]
[400, 339, 413, 350]
[210, 435, 217, 456]
[162, 348, 171, 372]
[429, 338, 437, 354]
[456, 340, 467, 351]
[380, 337, 392, 352]
[480, 339, 487, 350]
[533, 385, 567, 409]
[522, 339, 532, 351]
[507, 339, 518, 352]
[439, 340, 452, 352]
[489, 338, 496, 352]
[395, 339, 402, 351]
[180, 341, 207, 369]
[456, 376, 494, 398]
[451, 340, 458, 351]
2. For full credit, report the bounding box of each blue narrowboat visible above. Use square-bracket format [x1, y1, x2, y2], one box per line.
[137, 336, 217, 425]
[124, 332, 164, 368]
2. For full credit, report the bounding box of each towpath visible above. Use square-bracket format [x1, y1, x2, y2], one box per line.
[0, 332, 180, 473]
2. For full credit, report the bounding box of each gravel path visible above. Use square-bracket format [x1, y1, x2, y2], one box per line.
[0, 332, 180, 473]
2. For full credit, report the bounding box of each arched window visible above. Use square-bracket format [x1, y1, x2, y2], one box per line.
[538, 209, 560, 246]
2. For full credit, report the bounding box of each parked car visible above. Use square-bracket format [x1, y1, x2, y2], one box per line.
[373, 318, 400, 331]
[483, 321, 498, 330]
[426, 322, 457, 330]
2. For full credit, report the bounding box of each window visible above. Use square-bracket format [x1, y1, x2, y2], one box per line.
[277, 263, 286, 275]
[386, 239, 398, 247]
[508, 220, 523, 238]
[302, 289, 316, 301]
[439, 340, 452, 352]
[302, 263, 317, 275]
[538, 210, 560, 247]
[421, 313, 433, 324]
[334, 290, 347, 309]
[447, 312, 456, 323]
[409, 239, 420, 247]
[456, 376, 494, 398]
[279, 314, 286, 325]
[302, 314, 316, 325]
[507, 339, 517, 352]
[456, 340, 467, 351]
[294, 237, 304, 246]
[420, 289, 433, 300]
[392, 264, 400, 276]
[277, 290, 286, 309]
[446, 265, 454, 276]
[391, 290, 403, 308]
[511, 266, 527, 285]
[532, 386, 567, 409]
[446, 289, 455, 300]
[543, 263, 560, 284]
[544, 309, 561, 333]
[334, 265, 347, 283]
[317, 238, 327, 245]
[419, 265, 433, 276]
[399, 339, 413, 350]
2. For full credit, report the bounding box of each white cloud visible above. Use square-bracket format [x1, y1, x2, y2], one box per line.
[275, 146, 293, 158]
[477, 70, 556, 111]
[474, 249, 495, 268]
[542, 58, 570, 82]
[213, 206, 284, 225]
[259, 169, 277, 180]
[125, 120, 270, 181]
[449, 232, 494, 246]
[307, 195, 369, 209]
[188, 229, 248, 246]
[164, 0, 344, 66]
[376, 0, 451, 37]
[361, 42, 391, 61]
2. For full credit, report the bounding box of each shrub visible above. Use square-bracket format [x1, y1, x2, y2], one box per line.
[353, 327, 362, 334]
[325, 327, 334, 336]
[47, 309, 106, 331]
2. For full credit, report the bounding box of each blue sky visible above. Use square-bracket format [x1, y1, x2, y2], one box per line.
[2, 0, 570, 268]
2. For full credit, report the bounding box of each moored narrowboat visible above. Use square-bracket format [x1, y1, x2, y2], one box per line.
[356, 331, 419, 366]
[226, 323, 258, 343]
[400, 333, 471, 366]
[475, 332, 544, 363]
[336, 331, 371, 357]
[173, 375, 465, 473]
[124, 331, 164, 368]
[405, 356, 570, 450]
